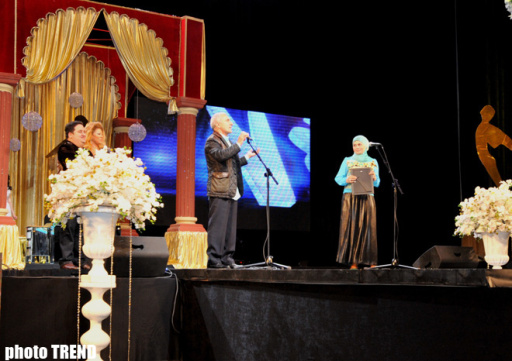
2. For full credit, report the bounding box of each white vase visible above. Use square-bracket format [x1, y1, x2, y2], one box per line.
[479, 231, 510, 269]
[76, 205, 120, 361]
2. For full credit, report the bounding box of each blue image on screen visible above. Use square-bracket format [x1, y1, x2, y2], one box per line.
[133, 104, 310, 209]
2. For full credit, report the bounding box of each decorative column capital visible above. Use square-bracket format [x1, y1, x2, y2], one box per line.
[178, 107, 199, 117]
[0, 84, 14, 94]
[0, 73, 21, 88]
[175, 97, 207, 112]
[112, 117, 141, 134]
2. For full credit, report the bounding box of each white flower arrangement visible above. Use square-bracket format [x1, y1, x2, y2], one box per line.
[506, 0, 512, 19]
[454, 180, 512, 237]
[44, 147, 163, 229]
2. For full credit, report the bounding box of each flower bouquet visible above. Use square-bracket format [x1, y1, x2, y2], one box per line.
[506, 0, 512, 19]
[454, 180, 512, 237]
[44, 147, 163, 229]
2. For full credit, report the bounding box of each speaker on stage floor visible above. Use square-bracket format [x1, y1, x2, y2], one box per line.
[105, 236, 169, 277]
[413, 246, 482, 269]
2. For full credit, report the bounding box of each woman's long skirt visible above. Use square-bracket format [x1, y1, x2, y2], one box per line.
[336, 193, 377, 266]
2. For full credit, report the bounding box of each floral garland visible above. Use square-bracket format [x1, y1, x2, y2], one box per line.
[44, 147, 163, 229]
[454, 180, 512, 237]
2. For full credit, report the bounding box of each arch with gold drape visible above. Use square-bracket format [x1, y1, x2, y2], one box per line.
[9, 6, 177, 232]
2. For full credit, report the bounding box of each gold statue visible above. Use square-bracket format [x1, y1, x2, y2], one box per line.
[476, 105, 512, 186]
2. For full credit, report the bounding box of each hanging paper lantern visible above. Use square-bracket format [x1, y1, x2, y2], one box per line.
[128, 123, 147, 142]
[10, 138, 21, 152]
[69, 92, 84, 108]
[22, 111, 43, 131]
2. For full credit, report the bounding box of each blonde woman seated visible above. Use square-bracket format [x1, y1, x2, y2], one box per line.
[85, 122, 106, 156]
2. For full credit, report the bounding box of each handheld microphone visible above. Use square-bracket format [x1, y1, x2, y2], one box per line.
[369, 141, 381, 147]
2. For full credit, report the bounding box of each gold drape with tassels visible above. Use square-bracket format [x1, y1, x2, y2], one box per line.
[0, 226, 24, 270]
[104, 11, 176, 104]
[10, 52, 120, 232]
[21, 7, 100, 85]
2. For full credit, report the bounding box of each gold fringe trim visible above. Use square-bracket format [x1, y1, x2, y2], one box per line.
[0, 225, 25, 270]
[165, 231, 207, 269]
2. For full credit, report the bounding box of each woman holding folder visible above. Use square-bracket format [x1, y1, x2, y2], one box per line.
[334, 135, 380, 269]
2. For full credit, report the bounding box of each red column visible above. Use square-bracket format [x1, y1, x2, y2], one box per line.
[167, 97, 206, 233]
[112, 117, 140, 236]
[0, 73, 21, 226]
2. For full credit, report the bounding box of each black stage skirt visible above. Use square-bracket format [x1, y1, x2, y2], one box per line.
[336, 193, 377, 266]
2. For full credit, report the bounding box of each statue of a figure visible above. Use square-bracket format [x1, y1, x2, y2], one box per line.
[476, 105, 512, 186]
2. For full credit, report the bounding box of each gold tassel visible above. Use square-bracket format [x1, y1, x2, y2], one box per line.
[167, 97, 178, 114]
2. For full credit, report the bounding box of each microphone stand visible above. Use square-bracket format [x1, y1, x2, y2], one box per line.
[242, 138, 291, 269]
[371, 143, 417, 270]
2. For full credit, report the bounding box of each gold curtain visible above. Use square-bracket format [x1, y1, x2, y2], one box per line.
[10, 52, 120, 232]
[21, 7, 100, 84]
[104, 11, 175, 103]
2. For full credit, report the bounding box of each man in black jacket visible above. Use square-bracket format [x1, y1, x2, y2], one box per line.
[204, 112, 258, 268]
[57, 120, 86, 270]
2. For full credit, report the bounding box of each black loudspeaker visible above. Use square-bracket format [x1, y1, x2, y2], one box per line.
[413, 246, 481, 269]
[105, 236, 169, 277]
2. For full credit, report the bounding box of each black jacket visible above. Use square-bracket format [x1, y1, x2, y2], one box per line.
[204, 132, 247, 199]
[57, 140, 79, 171]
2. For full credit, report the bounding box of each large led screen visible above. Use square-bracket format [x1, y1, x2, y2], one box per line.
[132, 98, 310, 231]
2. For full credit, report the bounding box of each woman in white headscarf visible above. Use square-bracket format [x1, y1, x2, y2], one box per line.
[334, 135, 380, 269]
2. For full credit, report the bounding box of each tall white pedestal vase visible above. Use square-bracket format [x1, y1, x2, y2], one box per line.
[43, 148, 164, 360]
[479, 232, 510, 269]
[76, 206, 120, 361]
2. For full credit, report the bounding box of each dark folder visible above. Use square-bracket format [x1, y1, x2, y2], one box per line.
[350, 167, 374, 195]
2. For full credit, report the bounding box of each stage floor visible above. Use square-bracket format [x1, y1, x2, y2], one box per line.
[9, 264, 512, 288]
[173, 266, 512, 288]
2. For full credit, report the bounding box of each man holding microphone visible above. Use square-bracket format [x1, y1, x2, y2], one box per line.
[204, 112, 259, 269]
